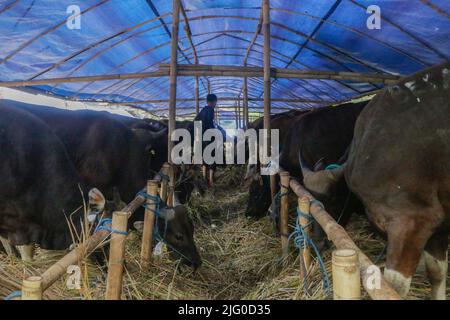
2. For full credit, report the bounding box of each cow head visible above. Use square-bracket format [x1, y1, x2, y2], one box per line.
[175, 164, 208, 203]
[245, 174, 273, 219]
[134, 204, 202, 270]
[299, 150, 350, 249]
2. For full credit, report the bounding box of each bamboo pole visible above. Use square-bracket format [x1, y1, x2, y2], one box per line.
[208, 167, 214, 187]
[195, 76, 200, 115]
[21, 276, 43, 300]
[159, 163, 170, 202]
[279, 171, 290, 257]
[262, 0, 276, 200]
[332, 249, 361, 300]
[105, 211, 129, 300]
[140, 180, 159, 269]
[289, 179, 401, 300]
[243, 77, 249, 128]
[168, 0, 180, 165]
[0, 67, 399, 88]
[167, 0, 180, 207]
[40, 194, 145, 291]
[167, 164, 176, 207]
[298, 197, 312, 279]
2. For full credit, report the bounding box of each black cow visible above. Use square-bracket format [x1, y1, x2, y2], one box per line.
[246, 101, 369, 244]
[306, 62, 450, 299]
[0, 103, 109, 259]
[3, 101, 201, 268]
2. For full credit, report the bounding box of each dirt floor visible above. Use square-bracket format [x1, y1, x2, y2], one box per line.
[0, 166, 448, 300]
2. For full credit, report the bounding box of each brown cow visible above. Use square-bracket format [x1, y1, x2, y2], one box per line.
[304, 62, 450, 299]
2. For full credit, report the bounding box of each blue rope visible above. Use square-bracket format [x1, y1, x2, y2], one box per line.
[137, 191, 164, 217]
[4, 290, 21, 300]
[325, 164, 341, 170]
[289, 206, 331, 295]
[94, 218, 128, 236]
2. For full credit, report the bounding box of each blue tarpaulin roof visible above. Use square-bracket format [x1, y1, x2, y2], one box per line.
[0, 0, 449, 116]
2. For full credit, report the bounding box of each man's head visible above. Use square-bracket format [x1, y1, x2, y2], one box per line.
[206, 94, 217, 107]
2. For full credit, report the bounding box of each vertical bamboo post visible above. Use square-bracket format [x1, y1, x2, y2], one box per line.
[209, 167, 214, 186]
[159, 163, 170, 202]
[105, 211, 128, 300]
[262, 0, 275, 199]
[168, 0, 180, 203]
[298, 197, 312, 279]
[332, 249, 361, 300]
[167, 164, 176, 207]
[202, 165, 207, 179]
[140, 180, 159, 269]
[195, 76, 200, 115]
[21, 276, 42, 300]
[243, 76, 249, 129]
[279, 171, 290, 257]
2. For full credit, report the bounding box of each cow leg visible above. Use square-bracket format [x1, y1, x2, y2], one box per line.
[16, 244, 35, 262]
[424, 231, 448, 300]
[384, 216, 435, 297]
[0, 236, 15, 256]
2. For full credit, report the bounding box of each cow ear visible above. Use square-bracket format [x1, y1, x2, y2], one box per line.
[112, 187, 125, 210]
[88, 188, 106, 212]
[133, 221, 144, 233]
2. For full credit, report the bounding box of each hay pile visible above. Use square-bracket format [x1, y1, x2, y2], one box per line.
[0, 165, 448, 300]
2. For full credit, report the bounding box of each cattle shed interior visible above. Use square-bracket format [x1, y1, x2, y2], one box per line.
[1, 1, 449, 120]
[0, 0, 450, 301]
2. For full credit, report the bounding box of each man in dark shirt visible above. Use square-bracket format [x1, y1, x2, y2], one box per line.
[194, 94, 219, 186]
[194, 93, 217, 132]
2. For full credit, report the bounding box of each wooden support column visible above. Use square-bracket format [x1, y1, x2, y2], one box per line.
[105, 211, 128, 300]
[298, 197, 312, 279]
[262, 0, 275, 199]
[140, 180, 159, 269]
[279, 171, 290, 257]
[167, 0, 180, 207]
[22, 276, 43, 300]
[243, 76, 249, 128]
[195, 76, 200, 115]
[168, 0, 180, 168]
[332, 249, 361, 300]
[159, 163, 170, 202]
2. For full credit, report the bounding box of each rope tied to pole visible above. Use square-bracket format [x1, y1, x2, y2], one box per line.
[137, 191, 164, 217]
[289, 201, 331, 296]
[268, 186, 290, 229]
[3, 290, 21, 300]
[94, 218, 129, 236]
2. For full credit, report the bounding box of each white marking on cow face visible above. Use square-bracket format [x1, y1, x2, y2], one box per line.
[424, 251, 448, 300]
[404, 81, 416, 92]
[422, 74, 429, 82]
[384, 268, 412, 297]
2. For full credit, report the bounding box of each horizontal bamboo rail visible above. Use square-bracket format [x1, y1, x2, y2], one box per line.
[288, 178, 401, 300]
[107, 97, 329, 105]
[0, 64, 400, 88]
[40, 193, 146, 291]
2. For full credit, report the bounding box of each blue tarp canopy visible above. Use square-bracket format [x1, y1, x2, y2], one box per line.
[0, 0, 449, 116]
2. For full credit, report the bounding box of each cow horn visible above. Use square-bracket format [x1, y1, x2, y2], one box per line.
[299, 148, 346, 195]
[159, 207, 176, 221]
